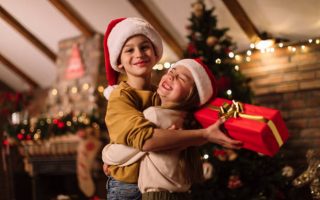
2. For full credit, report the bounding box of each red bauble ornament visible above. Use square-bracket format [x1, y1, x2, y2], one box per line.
[187, 43, 198, 55]
[2, 139, 9, 146]
[227, 175, 243, 189]
[58, 122, 65, 129]
[216, 76, 231, 92]
[17, 133, 24, 140]
[53, 119, 59, 124]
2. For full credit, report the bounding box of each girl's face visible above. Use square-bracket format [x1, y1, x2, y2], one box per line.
[157, 65, 195, 106]
[118, 35, 158, 79]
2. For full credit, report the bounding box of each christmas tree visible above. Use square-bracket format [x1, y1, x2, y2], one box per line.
[184, 1, 295, 199]
[184, 1, 251, 102]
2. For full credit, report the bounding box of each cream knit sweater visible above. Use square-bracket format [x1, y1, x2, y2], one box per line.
[102, 106, 191, 193]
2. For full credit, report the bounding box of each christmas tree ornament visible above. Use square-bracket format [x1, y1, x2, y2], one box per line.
[227, 175, 243, 189]
[293, 149, 320, 199]
[195, 32, 202, 40]
[282, 165, 294, 178]
[187, 43, 198, 55]
[214, 44, 222, 52]
[206, 36, 218, 46]
[202, 161, 214, 180]
[225, 149, 238, 161]
[213, 149, 227, 161]
[192, 1, 205, 18]
[216, 76, 231, 92]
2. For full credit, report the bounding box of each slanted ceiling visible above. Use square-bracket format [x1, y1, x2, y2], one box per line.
[0, 0, 319, 92]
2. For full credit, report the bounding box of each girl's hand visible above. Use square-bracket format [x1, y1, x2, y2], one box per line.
[203, 118, 243, 149]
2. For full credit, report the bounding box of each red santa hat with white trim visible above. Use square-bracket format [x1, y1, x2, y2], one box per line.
[173, 58, 217, 105]
[103, 17, 163, 86]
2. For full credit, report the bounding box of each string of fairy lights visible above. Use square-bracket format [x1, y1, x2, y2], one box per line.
[152, 37, 320, 71]
[150, 37, 320, 107]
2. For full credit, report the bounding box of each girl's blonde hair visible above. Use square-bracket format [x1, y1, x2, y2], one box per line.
[176, 86, 205, 184]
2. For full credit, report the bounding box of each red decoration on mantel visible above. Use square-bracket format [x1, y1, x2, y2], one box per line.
[65, 43, 85, 80]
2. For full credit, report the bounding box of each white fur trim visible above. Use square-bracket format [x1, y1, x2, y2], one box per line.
[173, 59, 213, 105]
[107, 18, 163, 73]
[103, 85, 118, 100]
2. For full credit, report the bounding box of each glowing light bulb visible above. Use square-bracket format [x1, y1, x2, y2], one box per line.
[82, 83, 89, 90]
[97, 85, 104, 93]
[51, 89, 58, 96]
[157, 64, 164, 70]
[228, 52, 235, 58]
[255, 39, 274, 50]
[164, 62, 171, 69]
[227, 89, 232, 95]
[71, 86, 78, 94]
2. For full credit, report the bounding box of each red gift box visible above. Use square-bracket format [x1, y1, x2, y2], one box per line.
[194, 98, 289, 156]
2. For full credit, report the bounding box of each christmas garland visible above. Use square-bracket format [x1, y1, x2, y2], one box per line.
[2, 112, 106, 145]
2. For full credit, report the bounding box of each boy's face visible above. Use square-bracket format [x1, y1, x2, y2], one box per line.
[157, 65, 195, 105]
[118, 35, 158, 78]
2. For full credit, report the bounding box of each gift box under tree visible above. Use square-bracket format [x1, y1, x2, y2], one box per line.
[194, 98, 289, 156]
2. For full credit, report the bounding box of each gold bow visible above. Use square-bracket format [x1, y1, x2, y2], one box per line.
[207, 100, 284, 147]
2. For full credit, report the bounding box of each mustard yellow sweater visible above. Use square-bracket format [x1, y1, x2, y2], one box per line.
[105, 82, 160, 183]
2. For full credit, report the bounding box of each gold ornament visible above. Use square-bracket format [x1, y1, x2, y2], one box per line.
[206, 36, 218, 46]
[293, 149, 320, 199]
[282, 165, 294, 178]
[192, 1, 204, 18]
[225, 149, 238, 161]
[202, 161, 214, 180]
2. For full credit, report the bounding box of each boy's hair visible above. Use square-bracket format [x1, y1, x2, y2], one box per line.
[104, 17, 163, 86]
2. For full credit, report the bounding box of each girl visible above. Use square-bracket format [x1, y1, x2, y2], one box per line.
[103, 17, 242, 200]
[103, 58, 220, 200]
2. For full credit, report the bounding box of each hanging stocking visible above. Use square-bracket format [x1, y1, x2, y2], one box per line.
[76, 131, 102, 197]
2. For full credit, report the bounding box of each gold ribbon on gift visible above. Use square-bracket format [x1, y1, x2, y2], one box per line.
[207, 100, 283, 147]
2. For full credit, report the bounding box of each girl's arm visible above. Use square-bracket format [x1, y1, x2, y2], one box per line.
[142, 118, 243, 152]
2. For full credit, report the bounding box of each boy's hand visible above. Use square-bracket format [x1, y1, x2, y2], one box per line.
[103, 163, 110, 176]
[204, 118, 243, 149]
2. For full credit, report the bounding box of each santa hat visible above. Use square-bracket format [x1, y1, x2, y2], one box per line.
[173, 58, 217, 105]
[104, 17, 163, 85]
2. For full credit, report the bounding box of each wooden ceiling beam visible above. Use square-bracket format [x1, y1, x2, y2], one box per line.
[0, 6, 57, 62]
[49, 0, 95, 37]
[0, 53, 39, 88]
[128, 0, 184, 58]
[221, 0, 261, 43]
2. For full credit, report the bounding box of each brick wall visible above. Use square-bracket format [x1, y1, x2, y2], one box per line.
[46, 33, 105, 117]
[239, 43, 320, 169]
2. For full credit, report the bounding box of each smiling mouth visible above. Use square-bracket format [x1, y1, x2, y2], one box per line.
[134, 60, 149, 65]
[161, 81, 172, 90]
